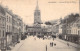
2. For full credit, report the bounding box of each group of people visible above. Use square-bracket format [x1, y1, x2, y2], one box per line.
[50, 42, 53, 47]
[50, 42, 56, 47]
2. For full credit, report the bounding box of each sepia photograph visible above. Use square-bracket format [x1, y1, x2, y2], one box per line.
[0, 0, 80, 51]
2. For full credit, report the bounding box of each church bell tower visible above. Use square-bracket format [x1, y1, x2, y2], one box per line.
[34, 0, 41, 28]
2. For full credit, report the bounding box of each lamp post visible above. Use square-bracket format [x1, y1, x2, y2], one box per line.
[46, 45, 47, 51]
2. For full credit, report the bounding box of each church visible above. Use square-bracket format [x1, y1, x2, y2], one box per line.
[26, 0, 42, 35]
[33, 0, 42, 34]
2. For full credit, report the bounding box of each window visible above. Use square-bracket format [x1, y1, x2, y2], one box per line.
[78, 31, 80, 35]
[7, 15, 8, 22]
[0, 18, 1, 25]
[7, 25, 8, 32]
[3, 30, 4, 37]
[70, 30, 71, 34]
[38, 12, 40, 15]
[3, 19, 5, 27]
[9, 26, 10, 32]
[0, 30, 1, 37]
[9, 17, 10, 22]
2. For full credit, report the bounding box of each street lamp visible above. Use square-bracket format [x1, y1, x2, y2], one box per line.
[46, 45, 47, 51]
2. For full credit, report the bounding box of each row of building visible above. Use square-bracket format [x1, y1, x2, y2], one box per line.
[49, 13, 80, 44]
[61, 13, 80, 44]
[0, 5, 26, 50]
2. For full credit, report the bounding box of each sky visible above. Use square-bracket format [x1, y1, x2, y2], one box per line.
[0, 0, 79, 25]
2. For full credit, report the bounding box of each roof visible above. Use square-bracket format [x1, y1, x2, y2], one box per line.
[67, 17, 80, 26]
[0, 5, 5, 15]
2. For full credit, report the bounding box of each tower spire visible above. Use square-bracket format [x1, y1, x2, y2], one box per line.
[36, 0, 39, 10]
[37, 0, 38, 6]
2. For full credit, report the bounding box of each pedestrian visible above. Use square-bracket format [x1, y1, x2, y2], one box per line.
[46, 45, 47, 51]
[67, 43, 69, 46]
[43, 37, 44, 40]
[54, 43, 56, 46]
[52, 42, 53, 47]
[34, 38, 36, 40]
[50, 42, 51, 47]
[53, 38, 54, 41]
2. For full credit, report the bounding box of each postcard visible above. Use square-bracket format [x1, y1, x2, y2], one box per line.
[0, 0, 80, 51]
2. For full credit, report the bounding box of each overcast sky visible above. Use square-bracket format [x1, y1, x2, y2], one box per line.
[0, 0, 79, 25]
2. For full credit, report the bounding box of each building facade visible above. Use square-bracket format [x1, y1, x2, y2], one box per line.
[61, 13, 80, 44]
[23, 23, 26, 35]
[77, 18, 80, 44]
[18, 17, 23, 41]
[66, 17, 80, 44]
[12, 15, 23, 45]
[4, 8, 13, 47]
[0, 5, 6, 50]
[0, 4, 24, 50]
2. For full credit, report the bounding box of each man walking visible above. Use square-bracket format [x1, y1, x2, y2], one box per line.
[46, 45, 47, 51]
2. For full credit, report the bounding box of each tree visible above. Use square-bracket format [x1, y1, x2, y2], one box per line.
[62, 13, 79, 24]
[37, 22, 43, 24]
[45, 21, 52, 25]
[75, 13, 79, 17]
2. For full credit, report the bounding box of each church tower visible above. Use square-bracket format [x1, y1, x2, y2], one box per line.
[34, 0, 41, 28]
